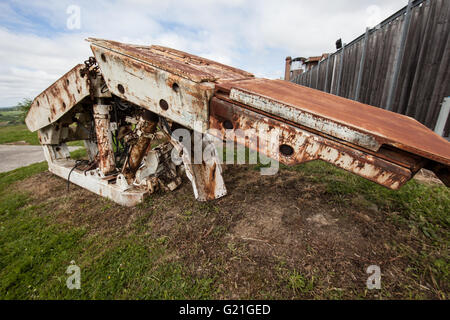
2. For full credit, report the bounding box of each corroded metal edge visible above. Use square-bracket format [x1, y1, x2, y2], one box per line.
[87, 38, 253, 83]
[49, 161, 147, 207]
[25, 64, 90, 132]
[91, 44, 214, 132]
[210, 97, 413, 190]
[229, 87, 381, 152]
[216, 78, 450, 167]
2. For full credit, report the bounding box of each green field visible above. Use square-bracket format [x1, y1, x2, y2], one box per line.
[0, 109, 23, 126]
[0, 124, 83, 146]
[0, 124, 40, 145]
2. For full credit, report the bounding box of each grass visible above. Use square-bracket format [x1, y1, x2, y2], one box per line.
[70, 148, 88, 160]
[0, 109, 22, 126]
[0, 125, 40, 145]
[286, 270, 315, 295]
[0, 161, 214, 299]
[0, 124, 84, 146]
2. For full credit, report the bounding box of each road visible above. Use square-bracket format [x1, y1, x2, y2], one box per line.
[0, 145, 80, 173]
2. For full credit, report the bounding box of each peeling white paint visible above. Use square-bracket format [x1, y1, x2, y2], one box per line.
[230, 88, 381, 151]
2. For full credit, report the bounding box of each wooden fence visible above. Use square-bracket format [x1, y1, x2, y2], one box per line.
[291, 0, 450, 136]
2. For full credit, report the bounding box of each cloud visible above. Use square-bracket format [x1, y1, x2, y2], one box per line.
[0, 27, 91, 106]
[0, 0, 407, 107]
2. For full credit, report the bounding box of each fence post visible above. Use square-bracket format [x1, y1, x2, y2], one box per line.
[434, 97, 450, 137]
[308, 68, 313, 88]
[386, 0, 413, 111]
[324, 56, 330, 93]
[331, 55, 337, 94]
[355, 27, 370, 101]
[316, 61, 321, 89]
[336, 43, 346, 96]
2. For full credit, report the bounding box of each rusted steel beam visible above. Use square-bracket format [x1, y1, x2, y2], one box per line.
[162, 127, 227, 201]
[93, 104, 116, 175]
[215, 78, 450, 168]
[123, 110, 159, 181]
[25, 64, 90, 132]
[210, 97, 413, 190]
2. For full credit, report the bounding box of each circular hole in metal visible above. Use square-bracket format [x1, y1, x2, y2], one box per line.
[172, 83, 179, 93]
[159, 99, 169, 111]
[37, 101, 40, 106]
[101, 53, 106, 62]
[117, 84, 125, 94]
[62, 102, 66, 109]
[279, 144, 294, 156]
[66, 79, 69, 85]
[222, 120, 234, 130]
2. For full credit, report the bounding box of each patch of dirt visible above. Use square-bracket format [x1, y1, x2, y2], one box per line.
[13, 165, 444, 299]
[14, 171, 137, 237]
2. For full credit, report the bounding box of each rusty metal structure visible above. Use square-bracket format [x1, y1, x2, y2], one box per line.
[25, 38, 450, 206]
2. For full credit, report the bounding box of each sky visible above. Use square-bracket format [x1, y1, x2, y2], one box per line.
[0, 0, 408, 108]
